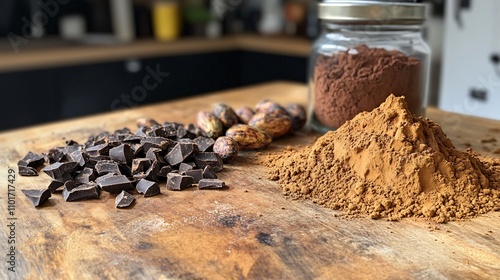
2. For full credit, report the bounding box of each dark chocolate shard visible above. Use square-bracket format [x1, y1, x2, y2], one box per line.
[48, 180, 64, 193]
[65, 140, 79, 146]
[194, 152, 223, 172]
[63, 182, 100, 202]
[115, 191, 135, 208]
[202, 166, 218, 179]
[131, 158, 152, 175]
[18, 151, 45, 168]
[95, 160, 121, 175]
[97, 175, 134, 193]
[144, 160, 161, 181]
[74, 167, 97, 184]
[64, 180, 78, 191]
[187, 124, 201, 138]
[178, 162, 196, 174]
[185, 169, 203, 184]
[95, 173, 114, 185]
[165, 143, 198, 166]
[158, 165, 173, 178]
[19, 166, 39, 176]
[47, 147, 65, 163]
[67, 150, 89, 167]
[42, 162, 78, 180]
[193, 136, 215, 152]
[130, 143, 144, 157]
[163, 123, 180, 139]
[123, 135, 143, 143]
[135, 126, 149, 137]
[166, 173, 194, 191]
[177, 138, 194, 144]
[86, 143, 110, 157]
[109, 144, 134, 165]
[140, 137, 171, 153]
[136, 179, 161, 197]
[198, 179, 225, 190]
[118, 163, 132, 177]
[145, 148, 166, 164]
[21, 189, 51, 207]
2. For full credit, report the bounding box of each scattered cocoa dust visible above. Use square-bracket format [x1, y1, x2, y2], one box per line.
[263, 95, 500, 223]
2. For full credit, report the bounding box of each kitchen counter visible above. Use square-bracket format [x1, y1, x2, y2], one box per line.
[1, 82, 499, 279]
[0, 35, 311, 73]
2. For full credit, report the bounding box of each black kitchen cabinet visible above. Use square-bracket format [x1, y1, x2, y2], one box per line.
[0, 51, 307, 131]
[0, 69, 58, 130]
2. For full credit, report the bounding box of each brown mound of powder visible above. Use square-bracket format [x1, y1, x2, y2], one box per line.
[264, 95, 500, 223]
[314, 45, 422, 128]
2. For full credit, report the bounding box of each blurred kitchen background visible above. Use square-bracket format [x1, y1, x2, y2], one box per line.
[0, 0, 497, 131]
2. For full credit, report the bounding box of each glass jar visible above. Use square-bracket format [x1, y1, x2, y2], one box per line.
[308, 1, 431, 133]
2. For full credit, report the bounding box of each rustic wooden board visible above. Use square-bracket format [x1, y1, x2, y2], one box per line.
[1, 82, 499, 279]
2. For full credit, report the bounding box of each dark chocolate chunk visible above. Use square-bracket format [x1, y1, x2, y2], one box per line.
[193, 136, 215, 152]
[48, 180, 64, 193]
[140, 137, 171, 153]
[136, 179, 161, 197]
[115, 190, 135, 208]
[131, 158, 152, 175]
[47, 147, 65, 163]
[109, 144, 134, 165]
[86, 143, 110, 156]
[42, 162, 78, 181]
[65, 140, 79, 146]
[74, 167, 97, 184]
[114, 127, 131, 136]
[178, 162, 196, 174]
[165, 143, 198, 166]
[123, 135, 143, 143]
[158, 165, 173, 178]
[117, 163, 132, 177]
[166, 173, 194, 191]
[202, 166, 218, 179]
[198, 179, 225, 189]
[187, 124, 201, 137]
[185, 169, 203, 183]
[177, 125, 196, 139]
[97, 175, 134, 193]
[194, 152, 223, 172]
[64, 180, 78, 191]
[21, 189, 51, 207]
[177, 138, 194, 143]
[67, 150, 89, 167]
[145, 148, 166, 164]
[144, 160, 161, 181]
[19, 166, 39, 176]
[18, 151, 45, 168]
[95, 160, 121, 175]
[63, 182, 100, 202]
[130, 143, 144, 157]
[135, 126, 149, 137]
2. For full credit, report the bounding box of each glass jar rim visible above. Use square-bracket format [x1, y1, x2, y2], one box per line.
[318, 1, 427, 25]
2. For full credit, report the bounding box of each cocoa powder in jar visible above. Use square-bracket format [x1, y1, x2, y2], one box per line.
[313, 45, 422, 129]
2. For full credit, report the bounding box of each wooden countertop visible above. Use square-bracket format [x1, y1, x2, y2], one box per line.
[0, 35, 311, 73]
[1, 82, 499, 279]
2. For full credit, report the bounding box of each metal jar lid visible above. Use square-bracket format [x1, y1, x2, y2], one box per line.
[318, 1, 427, 25]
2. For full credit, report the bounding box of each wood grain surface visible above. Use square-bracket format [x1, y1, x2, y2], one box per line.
[0, 82, 499, 280]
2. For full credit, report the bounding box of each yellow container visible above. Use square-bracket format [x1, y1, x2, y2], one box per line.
[153, 1, 180, 41]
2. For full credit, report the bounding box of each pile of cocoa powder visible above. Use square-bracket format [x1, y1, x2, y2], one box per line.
[313, 45, 422, 128]
[264, 95, 500, 223]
